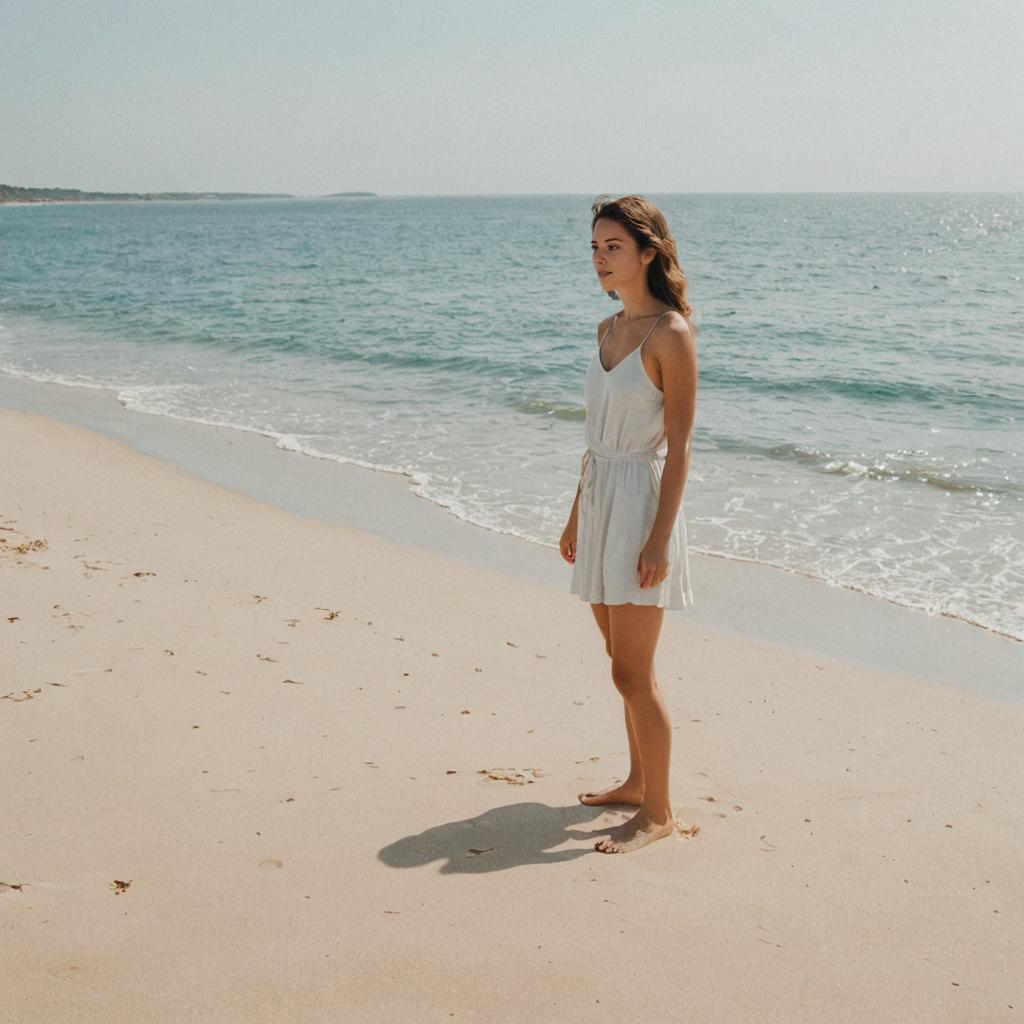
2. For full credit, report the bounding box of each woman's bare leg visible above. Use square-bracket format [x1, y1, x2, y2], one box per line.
[578, 603, 645, 806]
[594, 603, 676, 854]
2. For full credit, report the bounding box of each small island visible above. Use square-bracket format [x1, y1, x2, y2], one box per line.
[0, 184, 378, 205]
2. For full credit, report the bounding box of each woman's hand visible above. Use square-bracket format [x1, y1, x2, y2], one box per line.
[637, 536, 670, 588]
[559, 519, 578, 565]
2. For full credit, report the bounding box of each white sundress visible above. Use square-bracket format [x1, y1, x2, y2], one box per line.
[569, 310, 695, 610]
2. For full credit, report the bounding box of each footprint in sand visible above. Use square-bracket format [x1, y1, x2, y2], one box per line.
[46, 963, 86, 981]
[690, 775, 743, 819]
[3, 535, 48, 557]
[1, 688, 42, 702]
[478, 768, 543, 785]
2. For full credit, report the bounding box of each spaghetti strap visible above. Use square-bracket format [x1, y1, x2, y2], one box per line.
[597, 313, 618, 350]
[638, 310, 671, 357]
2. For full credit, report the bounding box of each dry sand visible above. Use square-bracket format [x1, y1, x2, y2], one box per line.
[2, 405, 1022, 1023]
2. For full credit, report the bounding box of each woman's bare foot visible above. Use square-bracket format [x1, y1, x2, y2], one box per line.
[578, 781, 644, 806]
[594, 810, 675, 854]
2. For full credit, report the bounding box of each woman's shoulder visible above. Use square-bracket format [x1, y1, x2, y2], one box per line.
[648, 309, 696, 358]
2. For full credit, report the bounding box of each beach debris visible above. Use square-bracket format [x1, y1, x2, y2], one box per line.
[6, 616, 19, 623]
[461, 709, 471, 715]
[699, 795, 716, 802]
[478, 768, 542, 785]
[467, 848, 494, 856]
[0, 882, 26, 893]
[505, 640, 518, 647]
[10, 537, 48, 555]
[674, 821, 700, 838]
[256, 653, 278, 662]
[253, 594, 268, 603]
[733, 805, 743, 811]
[316, 607, 341, 620]
[364, 761, 379, 769]
[131, 570, 156, 577]
[258, 859, 283, 870]
[282, 678, 303, 685]
[163, 649, 174, 656]
[1, 688, 42, 702]
[110, 880, 131, 895]
[759, 834, 779, 851]
[446, 770, 457, 774]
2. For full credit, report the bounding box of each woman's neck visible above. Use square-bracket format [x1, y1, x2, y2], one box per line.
[615, 280, 668, 321]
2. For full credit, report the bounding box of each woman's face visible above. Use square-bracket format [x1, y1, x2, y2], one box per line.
[591, 217, 651, 293]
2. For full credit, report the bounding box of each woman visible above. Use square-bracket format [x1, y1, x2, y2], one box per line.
[559, 194, 698, 855]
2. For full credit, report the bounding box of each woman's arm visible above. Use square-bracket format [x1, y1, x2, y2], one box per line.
[559, 470, 583, 564]
[636, 315, 697, 588]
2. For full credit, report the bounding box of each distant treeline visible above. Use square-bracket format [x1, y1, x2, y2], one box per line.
[0, 184, 377, 204]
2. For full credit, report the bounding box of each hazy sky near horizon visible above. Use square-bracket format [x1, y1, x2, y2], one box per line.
[2, 0, 1020, 195]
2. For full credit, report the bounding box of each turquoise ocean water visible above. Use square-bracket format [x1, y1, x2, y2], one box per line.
[1, 194, 1021, 640]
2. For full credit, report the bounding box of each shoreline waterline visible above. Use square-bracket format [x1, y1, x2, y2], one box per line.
[1, 362, 1018, 645]
[2, 369, 1020, 703]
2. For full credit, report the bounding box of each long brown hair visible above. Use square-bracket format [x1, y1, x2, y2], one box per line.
[591, 194, 697, 336]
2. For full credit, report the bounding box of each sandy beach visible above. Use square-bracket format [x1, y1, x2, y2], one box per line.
[3, 401, 1022, 1023]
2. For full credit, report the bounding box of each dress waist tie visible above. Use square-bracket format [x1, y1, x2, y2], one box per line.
[578, 445, 666, 518]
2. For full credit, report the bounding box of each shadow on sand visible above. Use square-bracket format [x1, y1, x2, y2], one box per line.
[378, 801, 628, 872]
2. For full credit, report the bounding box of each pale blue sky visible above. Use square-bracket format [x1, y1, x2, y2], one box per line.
[2, 0, 1020, 194]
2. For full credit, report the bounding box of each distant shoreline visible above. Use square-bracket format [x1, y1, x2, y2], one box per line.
[0, 184, 377, 205]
